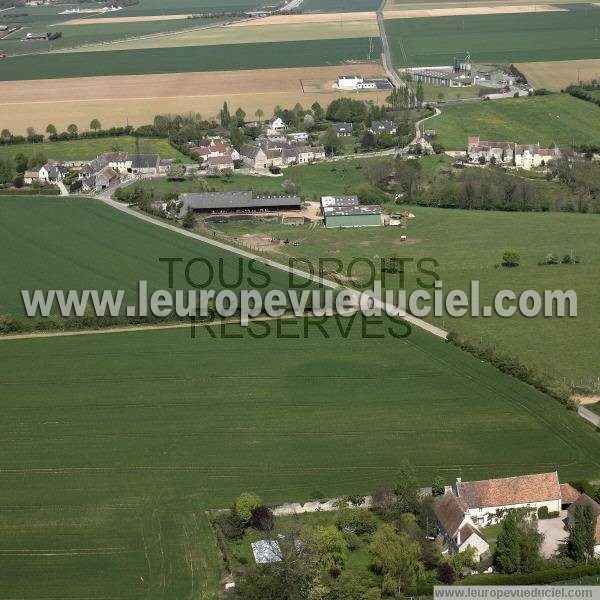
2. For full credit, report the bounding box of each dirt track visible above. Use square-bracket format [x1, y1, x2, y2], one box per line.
[60, 14, 197, 25]
[0, 64, 388, 133]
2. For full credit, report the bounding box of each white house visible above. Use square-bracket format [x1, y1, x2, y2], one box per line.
[435, 492, 490, 561]
[514, 144, 559, 170]
[267, 117, 288, 136]
[567, 494, 600, 557]
[337, 75, 363, 90]
[456, 472, 562, 525]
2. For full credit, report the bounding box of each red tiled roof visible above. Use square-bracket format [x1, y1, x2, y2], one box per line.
[457, 472, 561, 509]
[560, 483, 582, 505]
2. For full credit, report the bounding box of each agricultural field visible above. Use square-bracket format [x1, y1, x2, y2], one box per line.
[0, 5, 223, 54]
[515, 58, 600, 90]
[1, 310, 600, 597]
[0, 36, 381, 80]
[428, 93, 600, 149]
[0, 196, 303, 319]
[0, 137, 185, 162]
[0, 64, 390, 134]
[301, 0, 382, 11]
[205, 199, 600, 389]
[75, 19, 379, 52]
[384, 4, 600, 68]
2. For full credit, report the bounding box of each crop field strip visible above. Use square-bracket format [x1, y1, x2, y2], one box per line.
[0, 64, 390, 133]
[515, 57, 600, 89]
[0, 37, 382, 81]
[69, 20, 380, 53]
[384, 3, 600, 67]
[384, 4, 567, 17]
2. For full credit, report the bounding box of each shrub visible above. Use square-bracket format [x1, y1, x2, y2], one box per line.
[538, 506, 549, 519]
[463, 563, 600, 585]
[234, 492, 261, 526]
[335, 507, 377, 535]
[249, 505, 274, 531]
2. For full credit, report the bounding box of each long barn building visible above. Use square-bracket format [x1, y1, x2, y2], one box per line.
[179, 191, 301, 215]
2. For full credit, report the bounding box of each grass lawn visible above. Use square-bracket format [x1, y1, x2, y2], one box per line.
[428, 93, 600, 149]
[385, 5, 600, 68]
[0, 137, 185, 162]
[588, 402, 600, 416]
[207, 205, 600, 389]
[0, 37, 381, 80]
[302, 0, 382, 10]
[1, 316, 600, 596]
[221, 510, 380, 576]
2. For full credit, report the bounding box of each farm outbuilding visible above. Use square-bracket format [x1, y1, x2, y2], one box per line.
[323, 205, 381, 228]
[179, 191, 301, 215]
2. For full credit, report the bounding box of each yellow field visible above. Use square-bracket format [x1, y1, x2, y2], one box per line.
[0, 65, 389, 134]
[68, 20, 380, 53]
[516, 59, 600, 90]
[384, 4, 565, 17]
[384, 0, 585, 8]
[232, 12, 376, 26]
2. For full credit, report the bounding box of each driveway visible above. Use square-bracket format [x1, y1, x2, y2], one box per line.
[538, 511, 568, 558]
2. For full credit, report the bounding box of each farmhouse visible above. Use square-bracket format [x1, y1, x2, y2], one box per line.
[239, 144, 268, 170]
[567, 494, 600, 557]
[434, 492, 490, 561]
[467, 136, 514, 164]
[95, 166, 119, 191]
[267, 116, 288, 136]
[38, 161, 68, 184]
[370, 120, 397, 135]
[129, 154, 160, 175]
[207, 154, 235, 172]
[179, 191, 301, 215]
[456, 472, 562, 525]
[514, 143, 560, 169]
[332, 122, 353, 137]
[283, 144, 325, 165]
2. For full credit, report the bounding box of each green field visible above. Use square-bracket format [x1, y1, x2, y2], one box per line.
[0, 196, 307, 318]
[206, 200, 600, 389]
[0, 36, 381, 80]
[0, 137, 185, 162]
[385, 4, 600, 67]
[1, 314, 600, 597]
[302, 0, 382, 10]
[0, 17, 222, 55]
[428, 93, 600, 149]
[113, 0, 264, 16]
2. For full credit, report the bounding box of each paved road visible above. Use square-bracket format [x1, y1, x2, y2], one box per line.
[578, 405, 600, 427]
[94, 190, 448, 339]
[376, 0, 406, 90]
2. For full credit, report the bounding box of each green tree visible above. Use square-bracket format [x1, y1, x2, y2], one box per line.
[0, 157, 16, 185]
[370, 523, 424, 594]
[432, 476, 446, 496]
[29, 152, 47, 169]
[416, 82, 424, 108]
[447, 546, 476, 578]
[311, 101, 324, 121]
[494, 514, 521, 574]
[335, 507, 377, 535]
[90, 118, 102, 132]
[502, 250, 520, 267]
[254, 108, 265, 121]
[234, 491, 261, 526]
[234, 107, 246, 126]
[568, 504, 597, 563]
[229, 126, 245, 150]
[182, 206, 196, 230]
[167, 163, 186, 180]
[360, 130, 376, 150]
[324, 126, 341, 155]
[46, 124, 57, 136]
[219, 102, 231, 127]
[67, 123, 78, 136]
[394, 458, 419, 514]
[13, 153, 28, 173]
[0, 128, 10, 139]
[304, 524, 347, 572]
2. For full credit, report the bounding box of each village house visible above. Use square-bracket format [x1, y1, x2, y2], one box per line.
[332, 122, 353, 137]
[95, 166, 119, 191]
[467, 137, 559, 170]
[38, 161, 68, 184]
[283, 144, 325, 165]
[567, 494, 600, 557]
[288, 132, 309, 143]
[23, 170, 40, 185]
[129, 154, 160, 175]
[467, 136, 514, 164]
[514, 143, 560, 170]
[207, 154, 235, 172]
[370, 120, 397, 135]
[456, 472, 562, 525]
[434, 492, 490, 561]
[239, 144, 268, 170]
[267, 117, 288, 136]
[104, 152, 130, 174]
